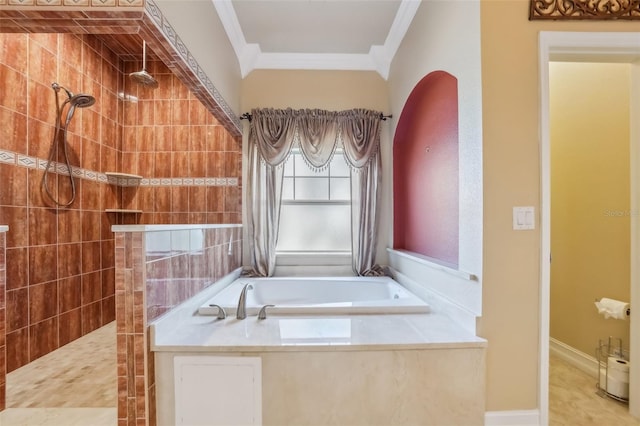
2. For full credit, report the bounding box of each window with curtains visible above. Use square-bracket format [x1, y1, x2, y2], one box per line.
[277, 148, 352, 253]
[246, 107, 383, 277]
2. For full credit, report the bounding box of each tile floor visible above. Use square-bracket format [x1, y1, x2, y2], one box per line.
[549, 353, 639, 425]
[0, 322, 116, 426]
[0, 327, 639, 426]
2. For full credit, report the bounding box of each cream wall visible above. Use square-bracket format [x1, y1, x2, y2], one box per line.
[240, 70, 392, 264]
[550, 62, 631, 356]
[155, 0, 242, 115]
[480, 0, 640, 412]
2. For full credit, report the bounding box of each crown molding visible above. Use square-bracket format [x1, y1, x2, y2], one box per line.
[212, 0, 419, 79]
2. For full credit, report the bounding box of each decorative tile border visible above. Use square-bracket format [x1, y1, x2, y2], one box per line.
[0, 149, 240, 187]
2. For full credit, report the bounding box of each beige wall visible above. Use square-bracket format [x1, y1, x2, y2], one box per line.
[240, 70, 392, 263]
[156, 0, 242, 115]
[550, 62, 631, 356]
[480, 0, 640, 412]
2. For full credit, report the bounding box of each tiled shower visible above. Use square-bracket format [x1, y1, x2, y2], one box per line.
[0, 32, 242, 376]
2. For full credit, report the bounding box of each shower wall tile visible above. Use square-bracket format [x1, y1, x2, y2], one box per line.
[6, 289, 28, 332]
[6, 248, 27, 290]
[28, 37, 57, 86]
[6, 328, 28, 372]
[0, 164, 27, 207]
[59, 275, 82, 313]
[0, 64, 28, 115]
[29, 316, 57, 361]
[29, 281, 58, 323]
[28, 244, 57, 285]
[0, 34, 27, 74]
[0, 108, 27, 155]
[58, 307, 82, 346]
[0, 33, 120, 376]
[28, 118, 53, 159]
[57, 209, 81, 244]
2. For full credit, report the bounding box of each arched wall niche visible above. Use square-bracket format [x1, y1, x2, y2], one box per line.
[393, 70, 459, 266]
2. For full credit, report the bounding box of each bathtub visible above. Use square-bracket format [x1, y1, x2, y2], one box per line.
[197, 276, 430, 316]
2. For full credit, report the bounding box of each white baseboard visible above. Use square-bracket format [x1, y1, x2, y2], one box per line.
[549, 337, 598, 377]
[484, 410, 540, 426]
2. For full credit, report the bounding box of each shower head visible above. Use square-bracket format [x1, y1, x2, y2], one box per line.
[129, 69, 159, 88]
[51, 83, 96, 108]
[69, 93, 96, 108]
[129, 40, 158, 89]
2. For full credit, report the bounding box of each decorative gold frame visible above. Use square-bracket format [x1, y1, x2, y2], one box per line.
[530, 0, 640, 20]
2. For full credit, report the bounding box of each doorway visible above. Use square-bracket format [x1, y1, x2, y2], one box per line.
[539, 31, 640, 425]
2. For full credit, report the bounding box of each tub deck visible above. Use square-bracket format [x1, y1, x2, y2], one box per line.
[151, 275, 484, 352]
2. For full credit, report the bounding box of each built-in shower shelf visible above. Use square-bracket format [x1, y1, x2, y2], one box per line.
[105, 209, 143, 214]
[105, 172, 143, 186]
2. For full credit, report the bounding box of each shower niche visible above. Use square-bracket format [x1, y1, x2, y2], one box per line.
[104, 171, 143, 214]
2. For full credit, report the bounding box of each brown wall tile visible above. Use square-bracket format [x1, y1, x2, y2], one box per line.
[6, 328, 28, 372]
[29, 317, 58, 361]
[6, 288, 28, 332]
[6, 247, 27, 290]
[29, 281, 58, 324]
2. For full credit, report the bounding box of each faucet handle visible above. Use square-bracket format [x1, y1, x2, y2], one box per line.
[208, 304, 227, 320]
[258, 304, 275, 320]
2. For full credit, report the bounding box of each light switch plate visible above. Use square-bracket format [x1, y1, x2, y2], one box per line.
[513, 206, 535, 230]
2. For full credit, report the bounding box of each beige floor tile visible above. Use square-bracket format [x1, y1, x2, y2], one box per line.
[549, 353, 639, 426]
[5, 322, 116, 417]
[0, 408, 116, 426]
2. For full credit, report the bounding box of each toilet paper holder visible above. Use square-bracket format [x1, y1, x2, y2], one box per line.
[594, 298, 630, 317]
[596, 336, 630, 403]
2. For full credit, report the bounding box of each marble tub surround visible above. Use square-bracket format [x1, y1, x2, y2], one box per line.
[114, 224, 242, 426]
[151, 283, 487, 425]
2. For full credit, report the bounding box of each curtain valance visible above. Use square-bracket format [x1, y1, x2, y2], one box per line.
[250, 108, 381, 171]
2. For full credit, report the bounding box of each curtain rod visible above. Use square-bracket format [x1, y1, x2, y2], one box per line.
[239, 112, 392, 122]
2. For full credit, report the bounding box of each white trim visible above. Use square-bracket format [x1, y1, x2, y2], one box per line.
[387, 248, 477, 281]
[484, 410, 540, 426]
[539, 31, 640, 424]
[212, 0, 419, 79]
[549, 338, 598, 377]
[538, 32, 552, 426]
[630, 56, 640, 420]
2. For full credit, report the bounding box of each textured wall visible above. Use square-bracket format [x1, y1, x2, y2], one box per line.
[393, 70, 459, 266]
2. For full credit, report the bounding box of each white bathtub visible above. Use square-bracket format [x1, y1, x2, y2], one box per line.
[198, 276, 430, 316]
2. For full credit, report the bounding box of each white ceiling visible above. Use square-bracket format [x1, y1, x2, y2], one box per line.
[212, 0, 420, 79]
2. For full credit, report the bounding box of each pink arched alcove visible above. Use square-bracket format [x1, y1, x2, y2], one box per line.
[393, 70, 459, 266]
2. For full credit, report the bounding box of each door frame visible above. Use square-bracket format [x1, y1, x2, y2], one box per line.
[539, 31, 640, 425]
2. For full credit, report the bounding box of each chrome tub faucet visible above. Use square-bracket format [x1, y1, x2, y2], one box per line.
[236, 283, 254, 319]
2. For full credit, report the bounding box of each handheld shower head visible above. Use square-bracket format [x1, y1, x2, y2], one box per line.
[52, 83, 95, 108]
[69, 94, 96, 108]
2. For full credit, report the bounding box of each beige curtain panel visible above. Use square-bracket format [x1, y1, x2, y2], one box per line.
[246, 107, 383, 277]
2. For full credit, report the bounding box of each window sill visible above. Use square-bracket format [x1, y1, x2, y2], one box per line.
[276, 251, 351, 266]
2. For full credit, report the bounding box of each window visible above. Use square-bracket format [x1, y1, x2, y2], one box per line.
[277, 148, 351, 253]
